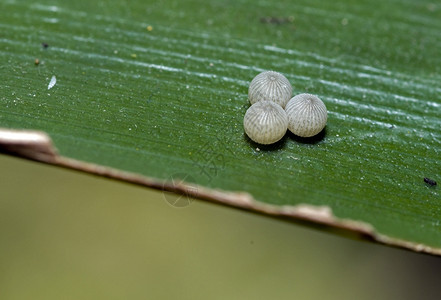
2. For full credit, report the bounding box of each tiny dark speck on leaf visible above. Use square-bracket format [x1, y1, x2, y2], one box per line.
[424, 177, 437, 186]
[42, 42, 49, 48]
[260, 16, 295, 25]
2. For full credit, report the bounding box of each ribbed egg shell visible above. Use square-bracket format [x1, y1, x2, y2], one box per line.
[285, 93, 327, 137]
[248, 71, 292, 108]
[243, 101, 288, 145]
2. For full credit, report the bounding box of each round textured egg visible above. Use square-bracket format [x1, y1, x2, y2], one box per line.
[248, 71, 292, 108]
[285, 93, 327, 137]
[243, 101, 288, 145]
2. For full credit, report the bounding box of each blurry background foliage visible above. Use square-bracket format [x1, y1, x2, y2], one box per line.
[1, 155, 441, 299]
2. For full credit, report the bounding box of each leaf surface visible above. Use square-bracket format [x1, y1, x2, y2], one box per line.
[1, 0, 441, 253]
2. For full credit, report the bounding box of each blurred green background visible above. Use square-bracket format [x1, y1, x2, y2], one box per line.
[1, 154, 440, 300]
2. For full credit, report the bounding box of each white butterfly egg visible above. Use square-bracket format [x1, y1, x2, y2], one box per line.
[285, 93, 327, 137]
[243, 101, 288, 145]
[248, 71, 292, 108]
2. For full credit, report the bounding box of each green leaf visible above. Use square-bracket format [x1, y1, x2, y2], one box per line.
[1, 0, 441, 254]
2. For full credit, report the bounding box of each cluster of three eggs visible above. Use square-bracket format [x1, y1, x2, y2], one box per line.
[244, 71, 327, 145]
